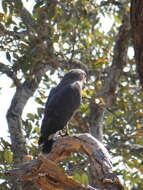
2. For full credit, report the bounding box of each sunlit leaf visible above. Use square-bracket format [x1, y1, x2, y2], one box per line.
[4, 150, 13, 164]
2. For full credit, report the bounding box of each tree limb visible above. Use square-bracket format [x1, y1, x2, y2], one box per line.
[14, 0, 36, 30]
[5, 0, 58, 182]
[6, 64, 51, 165]
[99, 13, 130, 104]
[0, 62, 21, 87]
[6, 134, 124, 190]
[88, 13, 130, 186]
[89, 13, 130, 141]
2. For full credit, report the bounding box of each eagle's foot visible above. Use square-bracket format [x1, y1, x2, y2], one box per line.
[59, 126, 69, 137]
[59, 131, 69, 137]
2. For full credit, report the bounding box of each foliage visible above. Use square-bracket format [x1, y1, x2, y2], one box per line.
[0, 0, 142, 189]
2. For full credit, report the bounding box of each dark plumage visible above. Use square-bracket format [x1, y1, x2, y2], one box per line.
[38, 69, 86, 153]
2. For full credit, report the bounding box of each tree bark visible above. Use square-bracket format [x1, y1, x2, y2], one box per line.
[6, 134, 124, 190]
[89, 13, 130, 187]
[2, 0, 59, 189]
[130, 0, 143, 88]
[6, 65, 51, 190]
[89, 13, 130, 140]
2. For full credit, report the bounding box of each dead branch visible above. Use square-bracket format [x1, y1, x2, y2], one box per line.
[6, 134, 124, 190]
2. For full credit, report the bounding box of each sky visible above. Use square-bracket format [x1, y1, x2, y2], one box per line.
[0, 0, 134, 140]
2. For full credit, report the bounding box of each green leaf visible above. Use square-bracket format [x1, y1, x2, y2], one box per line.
[4, 150, 13, 164]
[27, 113, 36, 120]
[0, 12, 4, 21]
[106, 115, 113, 126]
[34, 126, 40, 134]
[81, 173, 89, 185]
[114, 15, 121, 25]
[35, 97, 43, 105]
[73, 173, 81, 183]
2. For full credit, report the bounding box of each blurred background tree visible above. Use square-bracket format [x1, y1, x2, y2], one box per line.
[0, 0, 142, 189]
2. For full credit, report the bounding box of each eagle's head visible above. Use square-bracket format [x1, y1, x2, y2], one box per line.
[62, 69, 87, 85]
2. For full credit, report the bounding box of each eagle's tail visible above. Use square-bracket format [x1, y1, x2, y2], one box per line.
[38, 136, 54, 154]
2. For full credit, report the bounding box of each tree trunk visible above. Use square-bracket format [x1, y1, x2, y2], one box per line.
[89, 13, 130, 187]
[6, 65, 50, 190]
[6, 134, 124, 190]
[131, 0, 143, 88]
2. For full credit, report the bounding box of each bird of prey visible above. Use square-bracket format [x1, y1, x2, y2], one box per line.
[38, 69, 86, 153]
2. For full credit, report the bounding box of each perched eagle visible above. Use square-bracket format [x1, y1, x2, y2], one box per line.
[39, 69, 86, 153]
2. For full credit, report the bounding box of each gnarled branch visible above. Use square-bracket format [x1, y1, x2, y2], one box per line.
[6, 134, 124, 190]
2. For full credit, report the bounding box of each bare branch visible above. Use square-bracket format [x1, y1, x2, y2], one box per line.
[6, 134, 124, 190]
[0, 62, 21, 87]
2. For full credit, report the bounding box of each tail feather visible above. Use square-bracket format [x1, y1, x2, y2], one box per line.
[38, 136, 54, 154]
